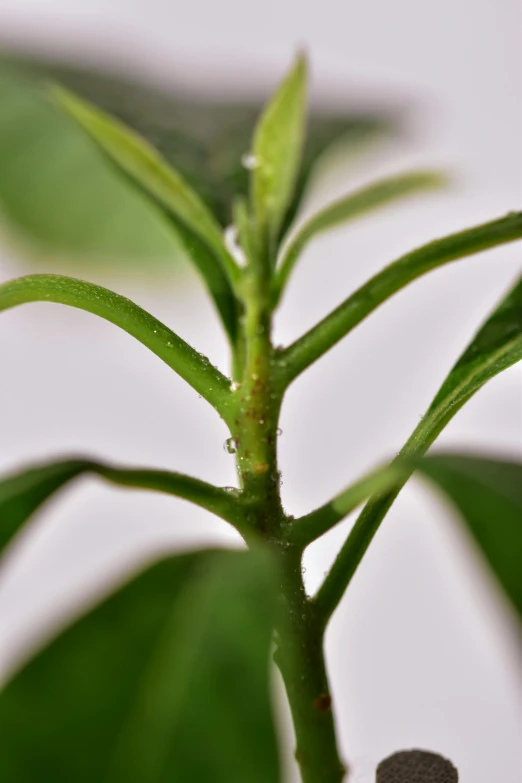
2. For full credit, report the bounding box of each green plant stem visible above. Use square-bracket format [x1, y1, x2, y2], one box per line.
[277, 212, 522, 386]
[232, 240, 346, 782]
[275, 547, 346, 783]
[232, 247, 283, 524]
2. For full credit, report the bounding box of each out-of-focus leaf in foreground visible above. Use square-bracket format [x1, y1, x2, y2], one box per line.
[0, 548, 281, 783]
[0, 65, 179, 266]
[419, 453, 522, 618]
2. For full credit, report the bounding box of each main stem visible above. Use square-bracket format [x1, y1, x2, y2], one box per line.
[232, 247, 346, 783]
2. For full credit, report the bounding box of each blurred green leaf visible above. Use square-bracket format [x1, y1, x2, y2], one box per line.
[0, 459, 84, 554]
[274, 169, 446, 304]
[419, 454, 522, 617]
[0, 457, 244, 557]
[0, 53, 395, 250]
[251, 54, 308, 244]
[0, 66, 179, 265]
[0, 548, 280, 783]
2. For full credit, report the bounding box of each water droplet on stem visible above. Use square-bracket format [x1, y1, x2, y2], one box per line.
[223, 225, 247, 267]
[241, 152, 260, 170]
[224, 437, 238, 454]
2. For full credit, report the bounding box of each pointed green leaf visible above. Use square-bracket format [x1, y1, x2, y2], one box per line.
[51, 85, 240, 287]
[279, 113, 393, 241]
[0, 274, 233, 418]
[280, 212, 522, 384]
[0, 457, 244, 556]
[273, 170, 446, 305]
[0, 548, 281, 783]
[251, 54, 308, 242]
[316, 277, 522, 624]
[418, 454, 522, 617]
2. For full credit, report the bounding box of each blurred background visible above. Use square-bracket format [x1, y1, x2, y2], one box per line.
[0, 1, 520, 781]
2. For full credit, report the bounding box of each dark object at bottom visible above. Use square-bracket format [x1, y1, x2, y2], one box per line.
[376, 749, 458, 782]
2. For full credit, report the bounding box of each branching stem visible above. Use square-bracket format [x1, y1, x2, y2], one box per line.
[230, 235, 347, 781]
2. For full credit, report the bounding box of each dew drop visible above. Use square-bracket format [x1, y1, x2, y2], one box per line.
[230, 380, 241, 392]
[241, 152, 260, 170]
[224, 486, 240, 496]
[224, 224, 247, 267]
[276, 427, 283, 436]
[224, 437, 237, 454]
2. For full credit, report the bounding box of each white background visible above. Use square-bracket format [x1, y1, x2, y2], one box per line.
[0, 1, 520, 781]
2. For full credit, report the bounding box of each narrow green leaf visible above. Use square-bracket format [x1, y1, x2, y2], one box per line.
[315, 277, 522, 625]
[0, 548, 281, 783]
[278, 115, 393, 242]
[0, 458, 244, 556]
[283, 461, 408, 547]
[273, 170, 446, 305]
[418, 454, 522, 617]
[0, 274, 233, 419]
[252, 54, 308, 243]
[279, 212, 522, 385]
[51, 85, 240, 287]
